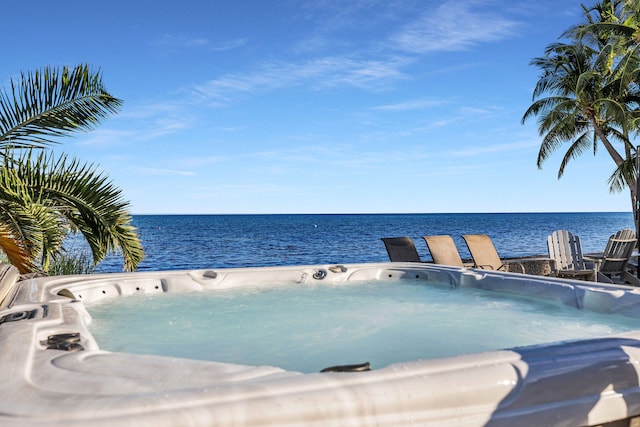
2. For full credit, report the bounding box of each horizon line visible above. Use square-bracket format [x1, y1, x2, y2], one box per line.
[129, 211, 632, 216]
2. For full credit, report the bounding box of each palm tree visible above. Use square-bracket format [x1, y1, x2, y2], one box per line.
[0, 65, 143, 273]
[567, 0, 640, 194]
[569, 0, 640, 48]
[522, 41, 636, 176]
[523, 3, 640, 228]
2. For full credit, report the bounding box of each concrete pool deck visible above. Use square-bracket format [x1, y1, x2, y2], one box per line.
[2, 262, 640, 426]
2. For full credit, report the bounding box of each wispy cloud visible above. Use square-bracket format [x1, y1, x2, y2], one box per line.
[152, 34, 210, 49]
[181, 1, 521, 106]
[373, 98, 449, 111]
[445, 140, 539, 158]
[133, 0, 523, 139]
[75, 112, 193, 147]
[132, 167, 196, 176]
[151, 34, 247, 51]
[458, 106, 502, 116]
[179, 155, 228, 169]
[293, 0, 413, 53]
[209, 38, 248, 51]
[118, 102, 195, 141]
[298, 0, 420, 37]
[377, 103, 503, 137]
[391, 0, 519, 53]
[74, 129, 134, 147]
[189, 55, 409, 104]
[137, 117, 193, 141]
[415, 163, 483, 177]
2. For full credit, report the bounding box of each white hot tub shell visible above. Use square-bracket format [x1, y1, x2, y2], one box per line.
[1, 262, 640, 426]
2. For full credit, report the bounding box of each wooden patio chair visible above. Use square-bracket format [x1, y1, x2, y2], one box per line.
[381, 237, 421, 262]
[461, 234, 525, 274]
[547, 230, 596, 281]
[422, 235, 464, 267]
[596, 228, 638, 285]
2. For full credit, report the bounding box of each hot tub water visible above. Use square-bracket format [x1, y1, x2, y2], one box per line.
[87, 280, 639, 373]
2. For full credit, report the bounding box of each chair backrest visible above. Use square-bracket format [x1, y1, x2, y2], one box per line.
[422, 235, 464, 267]
[381, 237, 421, 262]
[599, 228, 636, 276]
[547, 230, 586, 271]
[461, 234, 502, 270]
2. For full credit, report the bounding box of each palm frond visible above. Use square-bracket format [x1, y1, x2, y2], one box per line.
[557, 133, 594, 177]
[0, 155, 68, 271]
[11, 149, 143, 271]
[0, 64, 122, 150]
[607, 153, 637, 192]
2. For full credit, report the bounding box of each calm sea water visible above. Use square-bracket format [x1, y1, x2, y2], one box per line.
[91, 212, 635, 273]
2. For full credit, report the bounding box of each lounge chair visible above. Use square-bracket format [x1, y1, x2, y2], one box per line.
[381, 237, 421, 262]
[422, 235, 464, 267]
[547, 230, 595, 280]
[461, 234, 525, 274]
[595, 228, 638, 285]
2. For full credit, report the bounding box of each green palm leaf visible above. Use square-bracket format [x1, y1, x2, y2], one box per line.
[0, 64, 142, 274]
[0, 162, 65, 272]
[608, 153, 637, 192]
[523, 36, 632, 184]
[7, 150, 144, 271]
[0, 64, 122, 150]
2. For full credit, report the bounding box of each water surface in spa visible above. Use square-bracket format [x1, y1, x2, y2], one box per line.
[87, 280, 640, 373]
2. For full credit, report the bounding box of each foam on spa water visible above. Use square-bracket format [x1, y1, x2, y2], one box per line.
[86, 280, 640, 373]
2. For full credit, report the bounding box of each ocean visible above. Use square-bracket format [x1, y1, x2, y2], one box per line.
[91, 212, 636, 273]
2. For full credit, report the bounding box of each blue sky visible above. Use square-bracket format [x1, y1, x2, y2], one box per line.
[2, 0, 632, 214]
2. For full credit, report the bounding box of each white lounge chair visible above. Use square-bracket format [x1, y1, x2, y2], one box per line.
[547, 230, 595, 281]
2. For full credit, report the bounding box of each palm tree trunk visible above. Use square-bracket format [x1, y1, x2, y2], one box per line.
[593, 123, 640, 238]
[593, 124, 625, 165]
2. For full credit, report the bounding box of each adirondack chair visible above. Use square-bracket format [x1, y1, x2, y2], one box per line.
[422, 235, 464, 267]
[547, 230, 596, 280]
[595, 229, 637, 284]
[461, 234, 525, 274]
[381, 237, 422, 262]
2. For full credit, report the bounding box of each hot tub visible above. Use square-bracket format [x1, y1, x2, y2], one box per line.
[2, 262, 640, 426]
